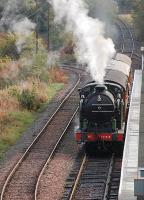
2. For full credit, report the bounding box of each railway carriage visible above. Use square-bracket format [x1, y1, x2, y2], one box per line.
[75, 53, 132, 152]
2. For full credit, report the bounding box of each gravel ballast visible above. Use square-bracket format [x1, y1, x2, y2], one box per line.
[37, 119, 81, 200]
[0, 69, 78, 194]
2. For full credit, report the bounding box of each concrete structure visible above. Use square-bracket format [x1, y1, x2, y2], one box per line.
[118, 70, 142, 200]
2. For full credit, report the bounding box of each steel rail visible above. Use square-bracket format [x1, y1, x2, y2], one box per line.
[67, 154, 115, 200]
[0, 68, 81, 200]
[123, 19, 135, 58]
[103, 153, 115, 200]
[115, 21, 125, 53]
[34, 106, 79, 200]
[118, 17, 135, 58]
[68, 154, 87, 200]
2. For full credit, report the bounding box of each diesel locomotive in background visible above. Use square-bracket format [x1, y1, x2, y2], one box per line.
[75, 53, 132, 152]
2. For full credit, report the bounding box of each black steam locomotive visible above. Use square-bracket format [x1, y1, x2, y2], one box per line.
[75, 53, 132, 152]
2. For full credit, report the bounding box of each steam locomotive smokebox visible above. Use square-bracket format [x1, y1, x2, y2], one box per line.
[84, 85, 115, 122]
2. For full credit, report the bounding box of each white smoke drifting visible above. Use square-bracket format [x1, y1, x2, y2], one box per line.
[0, 0, 36, 53]
[11, 18, 36, 53]
[48, 0, 115, 83]
[47, 51, 60, 68]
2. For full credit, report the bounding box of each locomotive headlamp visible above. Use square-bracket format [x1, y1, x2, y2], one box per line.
[81, 95, 85, 99]
[97, 95, 102, 102]
[117, 93, 121, 99]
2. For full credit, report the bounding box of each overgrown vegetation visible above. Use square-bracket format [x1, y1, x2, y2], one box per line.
[132, 0, 144, 41]
[0, 82, 64, 157]
[0, 33, 18, 58]
[0, 0, 69, 157]
[0, 41, 67, 154]
[118, 0, 134, 11]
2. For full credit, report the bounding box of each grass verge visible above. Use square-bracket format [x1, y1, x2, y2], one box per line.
[0, 82, 64, 158]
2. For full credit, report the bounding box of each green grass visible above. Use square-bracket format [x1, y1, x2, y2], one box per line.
[0, 111, 35, 156]
[38, 83, 64, 112]
[47, 83, 64, 100]
[0, 82, 64, 158]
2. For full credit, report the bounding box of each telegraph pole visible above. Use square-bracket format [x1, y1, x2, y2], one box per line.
[141, 47, 144, 71]
[35, 0, 38, 54]
[47, 2, 50, 51]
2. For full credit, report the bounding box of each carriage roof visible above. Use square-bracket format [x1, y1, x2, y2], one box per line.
[107, 53, 131, 77]
[104, 69, 128, 90]
[115, 53, 132, 65]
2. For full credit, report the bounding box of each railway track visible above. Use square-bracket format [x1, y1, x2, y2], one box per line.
[115, 22, 125, 53]
[60, 15, 140, 200]
[116, 17, 135, 58]
[0, 68, 88, 200]
[0, 11, 141, 200]
[62, 153, 122, 200]
[116, 17, 141, 73]
[34, 108, 79, 200]
[35, 14, 141, 200]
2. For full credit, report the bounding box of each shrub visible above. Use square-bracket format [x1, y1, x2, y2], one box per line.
[19, 78, 48, 102]
[18, 89, 40, 111]
[0, 89, 20, 133]
[0, 89, 19, 113]
[0, 33, 18, 58]
[0, 57, 21, 88]
[48, 67, 68, 84]
[19, 50, 49, 81]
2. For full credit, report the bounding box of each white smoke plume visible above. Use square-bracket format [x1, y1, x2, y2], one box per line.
[11, 18, 36, 53]
[0, 0, 23, 30]
[47, 51, 60, 68]
[48, 0, 115, 83]
[0, 0, 36, 53]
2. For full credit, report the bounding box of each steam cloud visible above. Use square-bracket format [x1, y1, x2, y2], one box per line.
[48, 0, 116, 83]
[0, 0, 36, 53]
[11, 18, 36, 53]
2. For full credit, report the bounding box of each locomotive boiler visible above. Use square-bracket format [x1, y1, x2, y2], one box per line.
[75, 53, 132, 152]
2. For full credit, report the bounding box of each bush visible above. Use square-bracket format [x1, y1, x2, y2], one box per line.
[0, 57, 21, 88]
[0, 33, 18, 58]
[0, 88, 19, 113]
[19, 48, 49, 81]
[18, 89, 40, 110]
[48, 67, 68, 84]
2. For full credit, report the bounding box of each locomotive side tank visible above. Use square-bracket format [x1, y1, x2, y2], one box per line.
[75, 53, 132, 152]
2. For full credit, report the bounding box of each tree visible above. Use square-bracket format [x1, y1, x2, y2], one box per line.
[118, 0, 134, 10]
[132, 0, 144, 40]
[85, 0, 118, 23]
